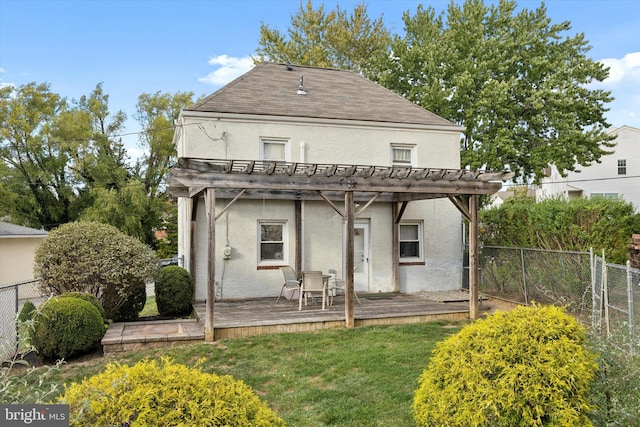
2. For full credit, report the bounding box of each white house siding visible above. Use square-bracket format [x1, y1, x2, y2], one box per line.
[537, 126, 640, 212]
[0, 236, 45, 285]
[177, 113, 463, 300]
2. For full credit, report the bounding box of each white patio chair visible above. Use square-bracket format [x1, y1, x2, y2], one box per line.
[328, 268, 361, 305]
[299, 271, 327, 310]
[276, 266, 301, 303]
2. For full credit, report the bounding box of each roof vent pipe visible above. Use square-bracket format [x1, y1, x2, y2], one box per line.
[297, 75, 307, 95]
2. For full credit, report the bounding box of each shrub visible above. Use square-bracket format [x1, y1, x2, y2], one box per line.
[58, 357, 285, 426]
[17, 300, 36, 323]
[59, 292, 106, 322]
[588, 334, 640, 425]
[480, 195, 639, 264]
[29, 296, 105, 360]
[104, 280, 146, 322]
[413, 304, 598, 426]
[154, 266, 194, 316]
[34, 221, 157, 321]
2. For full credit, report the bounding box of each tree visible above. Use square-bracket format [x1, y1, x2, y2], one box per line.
[255, 0, 391, 74]
[373, 0, 614, 182]
[78, 90, 193, 246]
[0, 83, 85, 229]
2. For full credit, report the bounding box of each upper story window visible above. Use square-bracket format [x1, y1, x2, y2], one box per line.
[399, 222, 423, 260]
[618, 159, 627, 175]
[258, 221, 287, 265]
[261, 138, 289, 161]
[391, 144, 416, 167]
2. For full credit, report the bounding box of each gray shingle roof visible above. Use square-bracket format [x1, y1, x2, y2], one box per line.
[188, 62, 456, 127]
[0, 222, 48, 237]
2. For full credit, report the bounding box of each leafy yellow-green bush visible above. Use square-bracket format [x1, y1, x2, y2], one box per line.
[59, 357, 285, 426]
[413, 304, 598, 426]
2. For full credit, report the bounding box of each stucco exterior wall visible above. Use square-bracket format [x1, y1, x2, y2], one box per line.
[177, 113, 463, 300]
[0, 237, 44, 285]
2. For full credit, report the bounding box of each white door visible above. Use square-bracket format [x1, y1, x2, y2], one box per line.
[353, 222, 370, 292]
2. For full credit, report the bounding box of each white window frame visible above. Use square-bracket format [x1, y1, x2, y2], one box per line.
[260, 137, 290, 161]
[399, 221, 423, 261]
[617, 159, 627, 175]
[390, 144, 416, 167]
[258, 221, 288, 266]
[590, 193, 619, 200]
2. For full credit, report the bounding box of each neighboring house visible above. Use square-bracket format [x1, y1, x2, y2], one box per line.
[536, 125, 640, 212]
[169, 63, 506, 305]
[486, 188, 536, 209]
[0, 222, 47, 285]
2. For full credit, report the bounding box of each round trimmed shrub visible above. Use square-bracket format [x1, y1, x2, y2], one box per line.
[413, 304, 598, 426]
[29, 296, 105, 360]
[154, 266, 194, 316]
[34, 221, 157, 321]
[59, 357, 285, 426]
[59, 292, 106, 322]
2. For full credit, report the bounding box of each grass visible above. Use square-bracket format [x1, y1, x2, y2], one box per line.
[138, 296, 159, 317]
[14, 321, 465, 426]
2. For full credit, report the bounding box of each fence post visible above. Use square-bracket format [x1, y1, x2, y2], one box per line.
[603, 250, 610, 338]
[520, 248, 528, 305]
[627, 260, 635, 355]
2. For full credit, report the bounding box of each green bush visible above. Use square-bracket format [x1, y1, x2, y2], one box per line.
[58, 357, 285, 426]
[59, 292, 106, 322]
[17, 300, 36, 323]
[29, 296, 105, 360]
[154, 266, 194, 316]
[105, 280, 146, 322]
[588, 334, 640, 425]
[34, 221, 158, 321]
[413, 304, 598, 426]
[480, 195, 639, 264]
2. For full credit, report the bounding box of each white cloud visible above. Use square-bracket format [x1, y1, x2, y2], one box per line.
[599, 52, 640, 84]
[198, 55, 254, 86]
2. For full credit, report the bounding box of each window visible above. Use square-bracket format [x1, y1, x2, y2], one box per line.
[258, 221, 286, 264]
[618, 159, 627, 175]
[590, 193, 619, 200]
[261, 138, 288, 161]
[399, 222, 422, 259]
[391, 144, 415, 166]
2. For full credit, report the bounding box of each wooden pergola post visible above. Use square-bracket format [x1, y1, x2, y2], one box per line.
[469, 194, 479, 320]
[204, 188, 216, 341]
[344, 191, 355, 328]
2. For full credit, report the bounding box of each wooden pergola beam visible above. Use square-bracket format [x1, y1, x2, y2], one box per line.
[170, 159, 511, 340]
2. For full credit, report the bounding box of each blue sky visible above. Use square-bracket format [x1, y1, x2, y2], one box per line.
[1, 0, 639, 158]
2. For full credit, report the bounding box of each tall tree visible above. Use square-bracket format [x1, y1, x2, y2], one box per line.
[255, 0, 391, 74]
[372, 0, 614, 182]
[81, 90, 194, 245]
[0, 83, 85, 229]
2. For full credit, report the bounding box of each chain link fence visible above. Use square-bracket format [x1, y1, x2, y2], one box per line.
[478, 246, 639, 354]
[0, 279, 48, 361]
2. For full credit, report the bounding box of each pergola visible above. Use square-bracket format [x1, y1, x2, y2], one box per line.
[167, 158, 513, 341]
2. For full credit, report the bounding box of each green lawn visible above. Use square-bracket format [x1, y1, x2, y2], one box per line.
[20, 321, 465, 426]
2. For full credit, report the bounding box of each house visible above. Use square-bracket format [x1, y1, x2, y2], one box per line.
[0, 222, 47, 285]
[168, 63, 509, 337]
[536, 125, 640, 212]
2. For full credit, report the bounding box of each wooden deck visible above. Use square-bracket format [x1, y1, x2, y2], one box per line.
[195, 293, 474, 340]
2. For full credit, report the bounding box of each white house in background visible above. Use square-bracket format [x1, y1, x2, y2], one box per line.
[171, 62, 472, 302]
[0, 222, 47, 285]
[536, 125, 640, 212]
